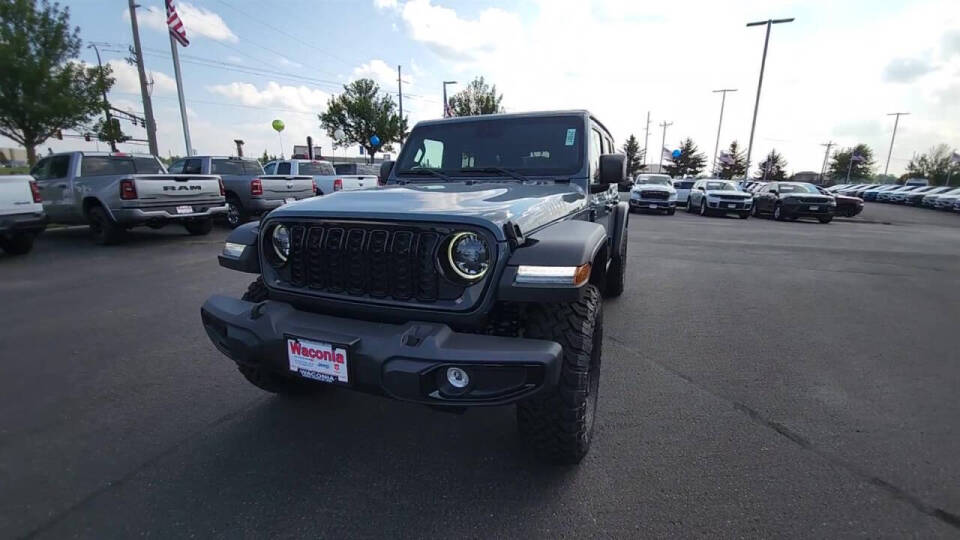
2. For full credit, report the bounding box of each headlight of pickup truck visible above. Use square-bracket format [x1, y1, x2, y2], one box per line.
[446, 232, 489, 281]
[271, 224, 290, 263]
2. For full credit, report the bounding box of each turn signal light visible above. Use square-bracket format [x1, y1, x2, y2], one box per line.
[250, 178, 263, 196]
[29, 180, 42, 203]
[119, 179, 137, 200]
[333, 178, 343, 191]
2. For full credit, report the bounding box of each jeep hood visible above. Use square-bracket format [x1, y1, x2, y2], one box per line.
[270, 182, 587, 240]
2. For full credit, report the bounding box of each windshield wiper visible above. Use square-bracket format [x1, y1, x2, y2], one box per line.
[457, 167, 531, 182]
[396, 168, 453, 182]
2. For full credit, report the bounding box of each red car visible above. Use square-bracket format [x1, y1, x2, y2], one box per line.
[817, 186, 863, 217]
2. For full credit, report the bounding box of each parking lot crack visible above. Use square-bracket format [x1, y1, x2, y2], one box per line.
[606, 336, 960, 532]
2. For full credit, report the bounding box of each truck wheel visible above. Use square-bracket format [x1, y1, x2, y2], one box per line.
[518, 284, 603, 464]
[699, 199, 708, 216]
[225, 195, 246, 228]
[184, 218, 213, 236]
[0, 233, 35, 255]
[604, 226, 627, 298]
[773, 203, 785, 221]
[819, 216, 833, 224]
[666, 208, 676, 216]
[739, 212, 750, 219]
[88, 206, 124, 245]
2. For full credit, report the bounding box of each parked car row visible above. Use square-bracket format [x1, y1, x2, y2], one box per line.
[828, 182, 960, 212]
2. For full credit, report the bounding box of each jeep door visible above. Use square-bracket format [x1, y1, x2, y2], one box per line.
[587, 121, 618, 231]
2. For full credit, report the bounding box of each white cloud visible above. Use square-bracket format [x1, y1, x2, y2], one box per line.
[206, 81, 330, 113]
[124, 2, 238, 43]
[884, 58, 936, 83]
[106, 59, 176, 95]
[374, 0, 398, 9]
[398, 0, 522, 61]
[352, 59, 408, 88]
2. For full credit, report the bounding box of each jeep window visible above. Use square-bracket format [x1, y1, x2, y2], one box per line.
[296, 162, 336, 175]
[277, 162, 291, 175]
[79, 156, 166, 176]
[397, 115, 584, 177]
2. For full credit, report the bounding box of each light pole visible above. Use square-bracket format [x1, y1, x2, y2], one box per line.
[658, 121, 673, 173]
[819, 141, 835, 184]
[711, 88, 737, 174]
[642, 111, 651, 168]
[883, 112, 909, 176]
[442, 81, 457, 117]
[744, 17, 794, 181]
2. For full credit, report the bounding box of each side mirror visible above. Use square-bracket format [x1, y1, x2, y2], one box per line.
[697, 186, 705, 191]
[769, 190, 778, 195]
[598, 154, 626, 185]
[378, 160, 394, 185]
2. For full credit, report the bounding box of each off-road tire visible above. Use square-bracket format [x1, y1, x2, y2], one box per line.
[88, 205, 124, 245]
[604, 226, 627, 298]
[0, 233, 35, 255]
[184, 218, 213, 236]
[518, 284, 603, 465]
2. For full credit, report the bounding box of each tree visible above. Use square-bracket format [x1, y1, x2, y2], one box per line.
[828, 144, 875, 181]
[663, 137, 707, 177]
[319, 78, 407, 163]
[904, 144, 960, 186]
[93, 117, 129, 147]
[259, 150, 279, 164]
[448, 76, 504, 117]
[754, 149, 788, 181]
[716, 140, 746, 179]
[0, 0, 109, 164]
[621, 134, 645, 178]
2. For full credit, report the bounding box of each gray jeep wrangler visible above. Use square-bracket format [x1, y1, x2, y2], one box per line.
[201, 110, 629, 464]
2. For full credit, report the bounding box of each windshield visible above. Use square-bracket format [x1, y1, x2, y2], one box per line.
[79, 156, 165, 176]
[297, 162, 336, 175]
[397, 115, 584, 177]
[705, 181, 736, 191]
[637, 175, 672, 186]
[779, 183, 819, 194]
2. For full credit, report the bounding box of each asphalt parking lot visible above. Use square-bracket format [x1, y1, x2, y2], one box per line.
[2, 203, 959, 538]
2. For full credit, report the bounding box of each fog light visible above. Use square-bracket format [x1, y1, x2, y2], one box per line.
[446, 367, 469, 389]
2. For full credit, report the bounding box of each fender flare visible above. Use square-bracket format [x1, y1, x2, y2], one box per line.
[611, 201, 629, 261]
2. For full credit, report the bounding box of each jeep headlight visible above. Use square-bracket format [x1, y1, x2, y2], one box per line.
[446, 232, 489, 281]
[271, 224, 290, 263]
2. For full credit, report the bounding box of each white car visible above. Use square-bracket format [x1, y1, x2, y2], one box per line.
[673, 179, 695, 207]
[629, 174, 677, 215]
[0, 174, 47, 255]
[686, 178, 753, 219]
[933, 188, 960, 210]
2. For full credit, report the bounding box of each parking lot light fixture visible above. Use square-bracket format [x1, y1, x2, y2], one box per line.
[744, 17, 794, 181]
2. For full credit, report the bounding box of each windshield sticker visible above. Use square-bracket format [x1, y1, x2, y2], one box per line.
[565, 129, 576, 146]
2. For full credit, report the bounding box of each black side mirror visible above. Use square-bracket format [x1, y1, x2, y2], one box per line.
[598, 154, 626, 185]
[378, 160, 394, 185]
[770, 190, 778, 195]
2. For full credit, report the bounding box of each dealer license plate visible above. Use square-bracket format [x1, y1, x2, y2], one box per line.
[285, 198, 296, 204]
[648, 203, 658, 209]
[809, 205, 819, 211]
[727, 203, 737, 208]
[287, 337, 349, 384]
[175, 205, 193, 214]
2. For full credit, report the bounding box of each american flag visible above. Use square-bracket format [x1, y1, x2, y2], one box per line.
[662, 147, 673, 161]
[167, 0, 189, 47]
[718, 151, 734, 165]
[851, 153, 865, 162]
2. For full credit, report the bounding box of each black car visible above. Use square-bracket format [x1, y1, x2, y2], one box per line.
[201, 110, 630, 465]
[816, 186, 862, 217]
[752, 181, 836, 223]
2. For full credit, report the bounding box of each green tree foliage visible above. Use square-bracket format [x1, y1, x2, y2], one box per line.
[621, 134, 645, 178]
[717, 140, 746, 179]
[0, 0, 110, 164]
[904, 144, 960, 186]
[259, 150, 279, 164]
[828, 144, 875, 181]
[448, 76, 504, 117]
[93, 117, 129, 147]
[319, 78, 407, 163]
[664, 137, 707, 177]
[754, 149, 788, 181]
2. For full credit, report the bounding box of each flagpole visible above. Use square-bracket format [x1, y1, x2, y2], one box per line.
[169, 33, 192, 156]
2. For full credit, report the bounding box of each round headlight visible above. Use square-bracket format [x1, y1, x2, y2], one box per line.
[447, 232, 489, 281]
[271, 224, 290, 262]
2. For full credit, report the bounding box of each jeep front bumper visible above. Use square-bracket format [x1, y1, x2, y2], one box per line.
[200, 295, 562, 406]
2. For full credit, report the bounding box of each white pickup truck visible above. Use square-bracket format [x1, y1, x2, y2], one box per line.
[30, 152, 227, 244]
[263, 159, 378, 195]
[0, 174, 47, 255]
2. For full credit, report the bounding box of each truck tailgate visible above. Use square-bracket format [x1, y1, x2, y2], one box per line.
[132, 175, 222, 201]
[260, 175, 314, 196]
[0, 176, 41, 215]
[341, 175, 378, 191]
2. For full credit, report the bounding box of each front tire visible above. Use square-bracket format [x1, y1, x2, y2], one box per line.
[819, 216, 833, 224]
[88, 205, 124, 245]
[666, 208, 676, 216]
[518, 284, 603, 465]
[184, 218, 213, 236]
[699, 199, 708, 216]
[225, 195, 246, 229]
[0, 233, 35, 255]
[773, 203, 785, 221]
[739, 212, 750, 219]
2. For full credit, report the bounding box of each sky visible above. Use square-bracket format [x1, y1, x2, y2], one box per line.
[4, 0, 959, 176]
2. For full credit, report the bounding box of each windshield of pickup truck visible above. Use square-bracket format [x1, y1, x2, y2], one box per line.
[212, 159, 263, 175]
[397, 115, 583, 177]
[636, 176, 672, 186]
[79, 156, 166, 176]
[295, 161, 336, 176]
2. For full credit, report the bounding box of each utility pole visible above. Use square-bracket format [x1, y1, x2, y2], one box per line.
[744, 17, 794, 181]
[658, 121, 673, 173]
[883, 112, 909, 176]
[88, 43, 117, 152]
[642, 111, 651, 167]
[819, 141, 834, 184]
[711, 89, 737, 174]
[442, 81, 457, 118]
[397, 65, 409, 144]
[128, 0, 159, 156]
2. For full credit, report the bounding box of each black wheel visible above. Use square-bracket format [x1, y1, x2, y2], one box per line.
[666, 208, 676, 216]
[518, 284, 603, 465]
[604, 225, 627, 298]
[184, 218, 213, 236]
[225, 195, 246, 228]
[773, 203, 785, 221]
[0, 233, 35, 255]
[819, 216, 833, 224]
[88, 205, 124, 245]
[739, 212, 749, 219]
[752, 204, 760, 217]
[686, 197, 695, 213]
[238, 278, 322, 395]
[699, 199, 708, 216]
